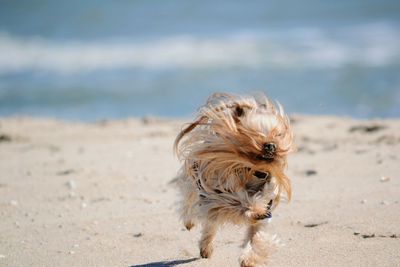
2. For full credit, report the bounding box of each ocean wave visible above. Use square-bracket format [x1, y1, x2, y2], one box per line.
[0, 23, 399, 74]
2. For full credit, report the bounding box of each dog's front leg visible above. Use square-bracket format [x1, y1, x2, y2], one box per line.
[181, 187, 197, 230]
[239, 222, 278, 267]
[178, 174, 198, 230]
[199, 219, 217, 258]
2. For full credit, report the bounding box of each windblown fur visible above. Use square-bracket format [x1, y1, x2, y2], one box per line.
[174, 92, 294, 266]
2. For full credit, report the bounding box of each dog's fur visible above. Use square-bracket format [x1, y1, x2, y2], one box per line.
[174, 93, 294, 266]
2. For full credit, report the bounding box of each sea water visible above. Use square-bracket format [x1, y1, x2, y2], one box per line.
[0, 0, 399, 120]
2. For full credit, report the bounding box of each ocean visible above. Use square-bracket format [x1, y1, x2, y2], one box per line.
[0, 0, 399, 120]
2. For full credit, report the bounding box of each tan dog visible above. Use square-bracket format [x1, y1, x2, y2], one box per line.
[174, 93, 294, 266]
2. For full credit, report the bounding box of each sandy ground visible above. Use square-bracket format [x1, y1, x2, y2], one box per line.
[0, 115, 399, 267]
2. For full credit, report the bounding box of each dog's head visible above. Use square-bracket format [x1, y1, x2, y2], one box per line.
[175, 93, 295, 202]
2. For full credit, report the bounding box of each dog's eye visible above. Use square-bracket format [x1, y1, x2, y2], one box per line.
[235, 106, 244, 117]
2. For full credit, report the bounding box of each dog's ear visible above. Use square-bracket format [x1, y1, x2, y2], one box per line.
[174, 116, 208, 156]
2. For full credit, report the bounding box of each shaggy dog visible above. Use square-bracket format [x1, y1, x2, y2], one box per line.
[174, 93, 294, 266]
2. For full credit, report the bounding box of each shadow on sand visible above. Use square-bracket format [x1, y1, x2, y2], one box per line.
[130, 257, 199, 267]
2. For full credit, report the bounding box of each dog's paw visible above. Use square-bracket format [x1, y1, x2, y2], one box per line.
[240, 261, 255, 267]
[200, 246, 213, 258]
[254, 212, 271, 220]
[184, 221, 195, 231]
[245, 208, 271, 222]
[246, 199, 274, 221]
[239, 255, 257, 267]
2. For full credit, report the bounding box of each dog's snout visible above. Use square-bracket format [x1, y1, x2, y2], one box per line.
[263, 142, 276, 155]
[255, 142, 277, 161]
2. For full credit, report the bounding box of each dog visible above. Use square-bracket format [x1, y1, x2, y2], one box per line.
[174, 93, 294, 266]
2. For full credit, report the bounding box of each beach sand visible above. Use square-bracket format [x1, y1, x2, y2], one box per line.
[0, 115, 399, 266]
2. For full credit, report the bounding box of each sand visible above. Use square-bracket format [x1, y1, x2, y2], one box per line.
[0, 115, 399, 267]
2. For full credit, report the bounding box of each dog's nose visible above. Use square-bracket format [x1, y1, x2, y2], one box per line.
[263, 142, 276, 154]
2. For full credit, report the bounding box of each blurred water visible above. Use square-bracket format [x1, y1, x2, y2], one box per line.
[0, 0, 399, 120]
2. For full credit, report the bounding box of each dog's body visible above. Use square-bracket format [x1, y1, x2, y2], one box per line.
[174, 93, 294, 267]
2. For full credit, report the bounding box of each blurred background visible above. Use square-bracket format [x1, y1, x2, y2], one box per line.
[0, 0, 399, 120]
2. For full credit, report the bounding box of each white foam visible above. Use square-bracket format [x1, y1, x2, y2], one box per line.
[0, 23, 399, 74]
